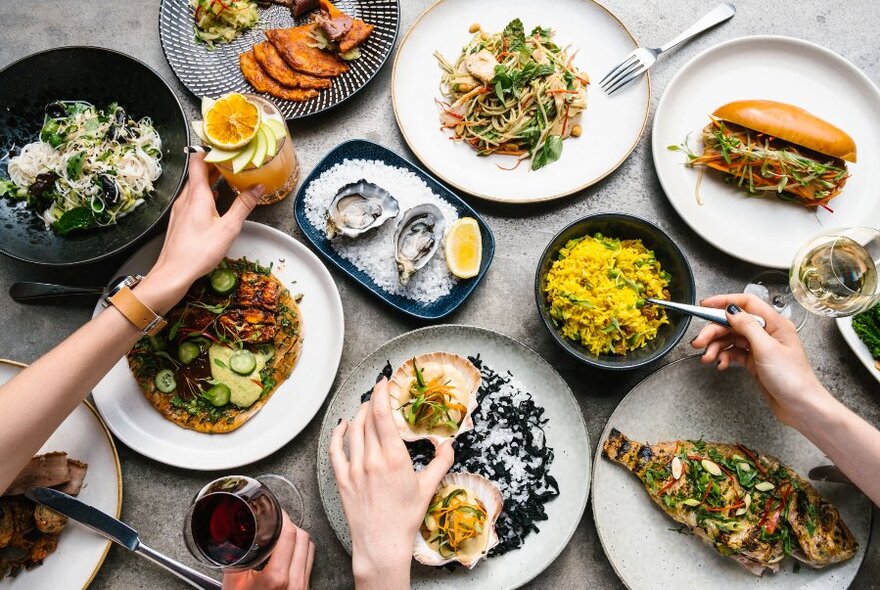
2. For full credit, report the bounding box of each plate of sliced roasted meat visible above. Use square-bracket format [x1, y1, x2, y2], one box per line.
[0, 360, 122, 589]
[159, 0, 399, 118]
[592, 355, 872, 589]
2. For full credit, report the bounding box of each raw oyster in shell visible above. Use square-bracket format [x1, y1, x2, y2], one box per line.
[325, 179, 400, 239]
[393, 203, 445, 284]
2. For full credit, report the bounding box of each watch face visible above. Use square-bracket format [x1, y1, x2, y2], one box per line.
[107, 275, 132, 297]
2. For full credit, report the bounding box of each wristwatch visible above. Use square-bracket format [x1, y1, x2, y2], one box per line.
[102, 275, 167, 337]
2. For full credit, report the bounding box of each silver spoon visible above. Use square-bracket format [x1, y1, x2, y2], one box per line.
[645, 298, 767, 329]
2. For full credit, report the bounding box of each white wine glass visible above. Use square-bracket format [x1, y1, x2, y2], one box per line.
[789, 227, 880, 318]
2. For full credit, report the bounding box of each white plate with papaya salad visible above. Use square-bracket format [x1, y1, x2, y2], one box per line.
[652, 35, 880, 269]
[391, 0, 649, 203]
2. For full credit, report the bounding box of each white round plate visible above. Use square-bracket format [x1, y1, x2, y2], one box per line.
[0, 360, 122, 590]
[592, 355, 871, 590]
[91, 221, 344, 470]
[392, 0, 649, 203]
[316, 325, 591, 589]
[652, 35, 880, 269]
[836, 315, 880, 384]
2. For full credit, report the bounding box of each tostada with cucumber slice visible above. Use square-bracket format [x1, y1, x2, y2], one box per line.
[126, 257, 303, 433]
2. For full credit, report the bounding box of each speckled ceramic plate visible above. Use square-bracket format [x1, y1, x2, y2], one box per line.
[392, 0, 649, 203]
[159, 0, 399, 119]
[91, 221, 344, 470]
[837, 315, 880, 384]
[0, 360, 122, 590]
[294, 139, 495, 320]
[652, 35, 880, 268]
[316, 325, 590, 589]
[592, 355, 872, 589]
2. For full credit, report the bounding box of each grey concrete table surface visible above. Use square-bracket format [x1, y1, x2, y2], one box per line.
[1, 0, 878, 588]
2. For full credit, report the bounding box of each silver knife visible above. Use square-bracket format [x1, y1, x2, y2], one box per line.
[808, 465, 854, 485]
[25, 487, 222, 590]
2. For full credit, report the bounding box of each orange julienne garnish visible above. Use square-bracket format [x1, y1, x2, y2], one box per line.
[426, 489, 487, 555]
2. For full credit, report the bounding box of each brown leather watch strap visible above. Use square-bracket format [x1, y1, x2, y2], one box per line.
[108, 286, 167, 337]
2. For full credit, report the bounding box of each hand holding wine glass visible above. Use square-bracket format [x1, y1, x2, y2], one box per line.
[329, 377, 455, 590]
[221, 513, 314, 590]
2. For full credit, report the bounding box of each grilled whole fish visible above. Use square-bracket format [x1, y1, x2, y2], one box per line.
[602, 429, 857, 575]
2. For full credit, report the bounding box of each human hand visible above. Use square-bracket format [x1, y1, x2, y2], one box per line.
[222, 512, 314, 590]
[329, 377, 455, 590]
[137, 153, 263, 313]
[691, 293, 831, 428]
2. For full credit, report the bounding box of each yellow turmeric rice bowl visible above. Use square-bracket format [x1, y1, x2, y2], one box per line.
[542, 233, 671, 355]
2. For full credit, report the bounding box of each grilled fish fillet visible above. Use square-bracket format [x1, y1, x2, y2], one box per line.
[602, 429, 857, 575]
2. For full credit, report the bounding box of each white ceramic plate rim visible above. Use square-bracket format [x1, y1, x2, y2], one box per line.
[315, 324, 591, 589]
[836, 316, 880, 384]
[90, 221, 344, 470]
[652, 34, 880, 268]
[0, 359, 122, 590]
[391, 0, 650, 203]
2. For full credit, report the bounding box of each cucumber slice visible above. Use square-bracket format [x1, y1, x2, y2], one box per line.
[177, 341, 201, 364]
[203, 383, 231, 407]
[154, 369, 177, 393]
[209, 268, 238, 295]
[256, 343, 276, 361]
[230, 350, 257, 375]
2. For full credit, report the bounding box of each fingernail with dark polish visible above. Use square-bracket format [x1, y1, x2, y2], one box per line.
[336, 417, 342, 425]
[727, 304, 742, 315]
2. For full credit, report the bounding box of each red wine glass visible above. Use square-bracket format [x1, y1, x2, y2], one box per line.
[183, 474, 299, 571]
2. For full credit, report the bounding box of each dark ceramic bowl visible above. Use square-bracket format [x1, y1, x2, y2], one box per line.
[0, 47, 188, 265]
[535, 213, 695, 370]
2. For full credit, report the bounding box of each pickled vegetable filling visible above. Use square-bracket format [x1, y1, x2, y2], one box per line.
[398, 359, 466, 432]
[422, 487, 488, 558]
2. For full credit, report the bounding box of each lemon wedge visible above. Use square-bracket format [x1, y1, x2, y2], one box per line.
[444, 217, 482, 279]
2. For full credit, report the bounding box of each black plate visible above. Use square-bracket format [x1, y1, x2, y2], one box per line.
[535, 213, 696, 370]
[159, 0, 399, 119]
[0, 47, 189, 266]
[294, 139, 495, 320]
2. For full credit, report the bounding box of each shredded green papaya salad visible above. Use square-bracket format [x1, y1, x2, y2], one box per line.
[434, 18, 589, 171]
[191, 0, 260, 48]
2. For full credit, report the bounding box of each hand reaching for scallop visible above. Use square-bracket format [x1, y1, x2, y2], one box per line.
[329, 377, 454, 589]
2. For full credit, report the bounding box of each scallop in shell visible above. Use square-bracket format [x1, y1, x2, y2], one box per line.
[413, 471, 503, 569]
[325, 179, 400, 239]
[388, 352, 480, 446]
[393, 203, 445, 284]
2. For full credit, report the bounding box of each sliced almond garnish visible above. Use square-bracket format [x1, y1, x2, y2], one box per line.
[671, 456, 683, 480]
[701, 459, 722, 477]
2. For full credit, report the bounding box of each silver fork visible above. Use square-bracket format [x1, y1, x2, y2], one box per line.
[599, 3, 736, 95]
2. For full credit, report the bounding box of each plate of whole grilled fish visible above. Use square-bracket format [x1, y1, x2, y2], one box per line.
[592, 355, 872, 589]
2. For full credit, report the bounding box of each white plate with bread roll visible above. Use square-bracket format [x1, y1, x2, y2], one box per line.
[652, 35, 880, 269]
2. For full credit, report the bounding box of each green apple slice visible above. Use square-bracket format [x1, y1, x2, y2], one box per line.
[201, 96, 216, 119]
[262, 122, 278, 159]
[264, 119, 287, 142]
[190, 120, 207, 142]
[204, 146, 239, 163]
[251, 128, 269, 168]
[231, 140, 257, 173]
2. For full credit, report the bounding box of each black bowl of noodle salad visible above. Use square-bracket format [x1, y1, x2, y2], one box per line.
[0, 47, 188, 265]
[535, 213, 696, 370]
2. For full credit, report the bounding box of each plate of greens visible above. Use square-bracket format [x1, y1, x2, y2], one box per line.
[837, 305, 880, 382]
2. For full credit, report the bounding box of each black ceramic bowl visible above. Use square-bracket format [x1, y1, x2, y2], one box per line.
[0, 47, 188, 265]
[535, 213, 696, 370]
